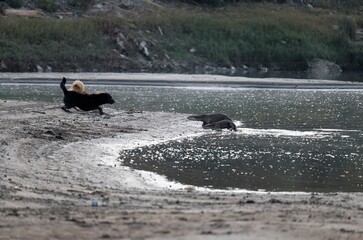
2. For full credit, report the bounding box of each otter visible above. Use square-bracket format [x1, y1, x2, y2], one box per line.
[187, 113, 237, 131]
[203, 119, 237, 131]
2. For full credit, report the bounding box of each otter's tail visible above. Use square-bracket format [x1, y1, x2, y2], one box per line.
[60, 77, 68, 96]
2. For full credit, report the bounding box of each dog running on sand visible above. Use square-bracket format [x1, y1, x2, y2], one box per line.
[60, 77, 115, 115]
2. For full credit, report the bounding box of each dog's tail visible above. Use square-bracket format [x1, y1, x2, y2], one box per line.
[60, 77, 68, 95]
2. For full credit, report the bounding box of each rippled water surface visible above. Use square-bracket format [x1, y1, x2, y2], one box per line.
[1, 83, 362, 192]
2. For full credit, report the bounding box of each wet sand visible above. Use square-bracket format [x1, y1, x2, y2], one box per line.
[0, 73, 363, 239]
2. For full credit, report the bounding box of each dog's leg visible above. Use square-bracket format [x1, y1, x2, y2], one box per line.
[61, 106, 71, 113]
[98, 107, 104, 115]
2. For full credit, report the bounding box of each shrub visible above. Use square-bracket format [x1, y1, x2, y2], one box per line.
[338, 17, 357, 40]
[312, 0, 362, 9]
[0, 0, 23, 8]
[36, 0, 57, 12]
[0, 2, 7, 13]
[67, 0, 95, 10]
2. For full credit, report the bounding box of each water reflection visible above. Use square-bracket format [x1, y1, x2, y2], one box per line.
[120, 129, 363, 192]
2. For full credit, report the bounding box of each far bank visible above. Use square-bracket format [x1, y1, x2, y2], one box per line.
[0, 2, 362, 79]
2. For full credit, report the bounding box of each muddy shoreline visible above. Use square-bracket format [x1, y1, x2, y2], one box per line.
[0, 96, 362, 239]
[1, 73, 363, 239]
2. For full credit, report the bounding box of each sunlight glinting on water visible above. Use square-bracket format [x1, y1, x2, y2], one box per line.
[1, 83, 362, 192]
[237, 128, 334, 138]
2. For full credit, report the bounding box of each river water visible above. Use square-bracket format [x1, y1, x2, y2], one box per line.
[1, 83, 362, 192]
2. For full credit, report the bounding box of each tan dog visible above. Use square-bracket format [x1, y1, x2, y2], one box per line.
[68, 80, 88, 94]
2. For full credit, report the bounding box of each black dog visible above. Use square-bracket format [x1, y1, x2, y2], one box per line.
[60, 77, 115, 115]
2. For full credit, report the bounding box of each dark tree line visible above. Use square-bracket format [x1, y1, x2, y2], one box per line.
[161, 0, 291, 7]
[160, 0, 361, 7]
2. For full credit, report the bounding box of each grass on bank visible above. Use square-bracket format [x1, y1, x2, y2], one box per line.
[136, 3, 363, 70]
[0, 17, 112, 67]
[0, 3, 362, 71]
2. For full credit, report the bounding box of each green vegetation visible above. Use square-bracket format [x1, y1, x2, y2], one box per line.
[35, 0, 57, 12]
[0, 2, 362, 72]
[67, 0, 95, 10]
[136, 3, 363, 70]
[0, 18, 110, 69]
[164, 0, 363, 9]
[313, 0, 362, 9]
[0, 0, 23, 8]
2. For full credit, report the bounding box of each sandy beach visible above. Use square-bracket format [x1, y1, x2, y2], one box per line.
[0, 73, 363, 239]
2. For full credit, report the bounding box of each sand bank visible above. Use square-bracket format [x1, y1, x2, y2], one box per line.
[0, 99, 362, 239]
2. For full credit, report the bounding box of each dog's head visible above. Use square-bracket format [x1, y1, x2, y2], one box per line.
[102, 93, 115, 104]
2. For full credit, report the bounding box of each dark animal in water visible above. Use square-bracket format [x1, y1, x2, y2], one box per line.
[60, 77, 115, 115]
[203, 119, 237, 131]
[187, 113, 237, 131]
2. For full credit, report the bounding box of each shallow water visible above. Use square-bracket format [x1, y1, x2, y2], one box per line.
[119, 129, 362, 192]
[1, 83, 362, 192]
